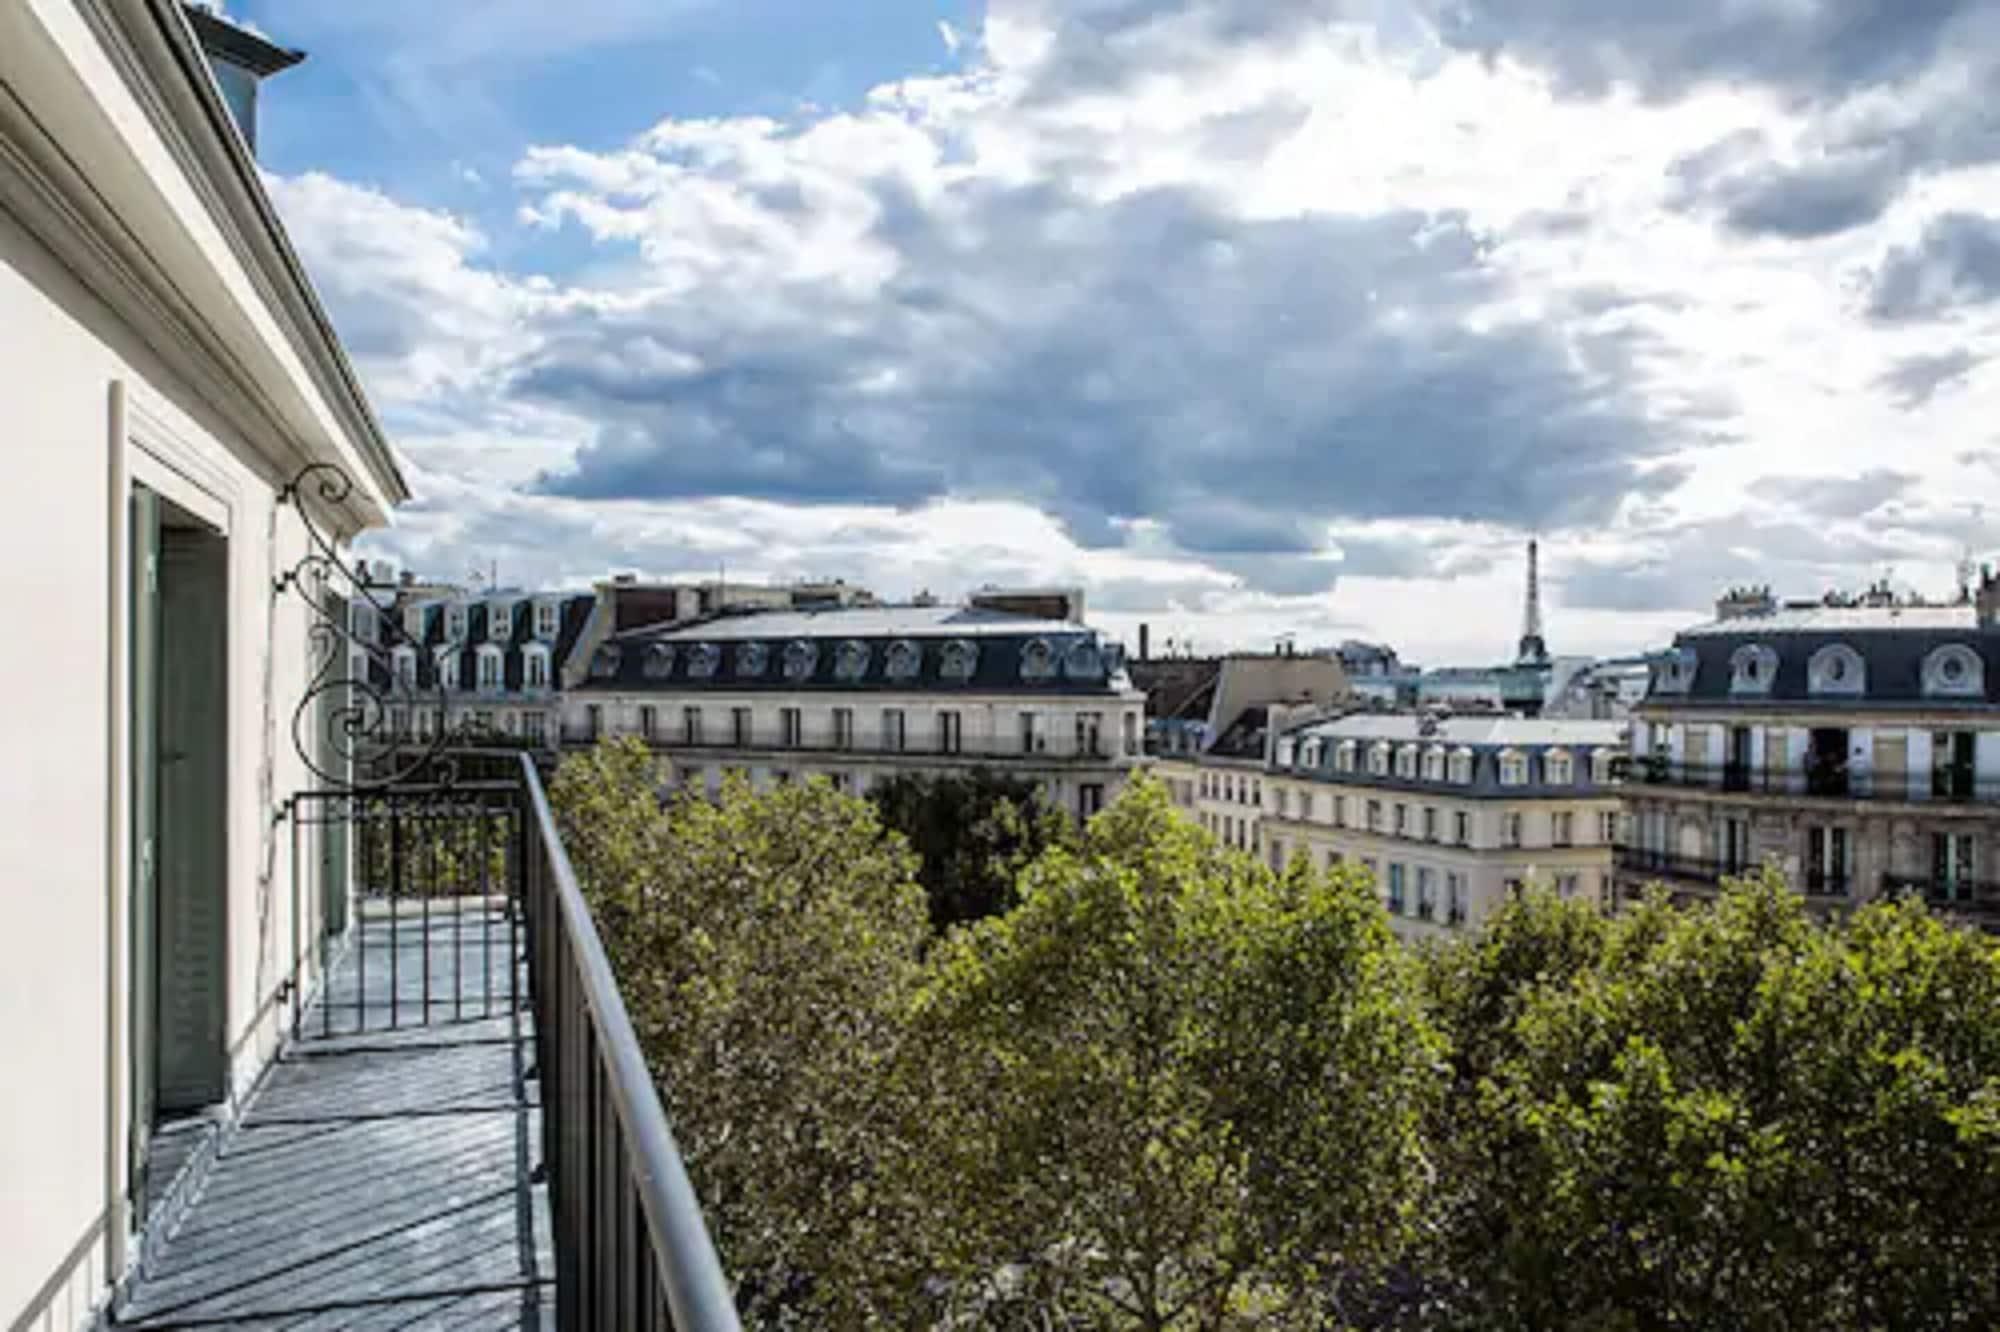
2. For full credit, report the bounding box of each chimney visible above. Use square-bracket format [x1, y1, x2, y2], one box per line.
[1138, 623, 1150, 662]
[1715, 584, 1775, 621]
[1978, 566, 2000, 630]
[184, 6, 304, 157]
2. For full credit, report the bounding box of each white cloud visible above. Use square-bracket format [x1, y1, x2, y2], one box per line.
[267, 0, 2000, 662]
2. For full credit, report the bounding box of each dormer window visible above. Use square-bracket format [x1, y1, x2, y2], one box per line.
[1062, 639, 1103, 680]
[1807, 643, 1865, 696]
[1590, 747, 1617, 784]
[940, 639, 978, 683]
[476, 645, 503, 690]
[436, 648, 461, 691]
[403, 605, 427, 643]
[1303, 738, 1324, 767]
[1923, 644, 1984, 698]
[834, 640, 871, 681]
[1423, 745, 1446, 781]
[644, 643, 676, 679]
[350, 604, 377, 643]
[1335, 739, 1357, 772]
[488, 604, 513, 641]
[687, 643, 720, 679]
[1449, 747, 1474, 784]
[1394, 744, 1419, 779]
[783, 639, 820, 681]
[1653, 647, 1696, 695]
[392, 645, 417, 690]
[589, 644, 622, 680]
[1729, 644, 1778, 695]
[1498, 750, 1528, 786]
[1020, 638, 1056, 681]
[1277, 738, 1297, 766]
[446, 605, 468, 642]
[886, 640, 922, 681]
[535, 600, 560, 640]
[1544, 748, 1573, 784]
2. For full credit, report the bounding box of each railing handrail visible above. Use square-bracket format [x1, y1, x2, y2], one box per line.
[518, 754, 742, 1331]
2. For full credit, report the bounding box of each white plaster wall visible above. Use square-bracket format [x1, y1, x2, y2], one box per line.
[0, 207, 330, 1323]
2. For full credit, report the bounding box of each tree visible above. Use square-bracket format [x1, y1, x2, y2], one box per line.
[903, 775, 1443, 1328]
[551, 742, 933, 1325]
[1427, 870, 2000, 1330]
[869, 769, 1073, 932]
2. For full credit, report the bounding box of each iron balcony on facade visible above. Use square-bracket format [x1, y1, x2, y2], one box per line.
[1632, 758, 1995, 803]
[1881, 873, 2000, 927]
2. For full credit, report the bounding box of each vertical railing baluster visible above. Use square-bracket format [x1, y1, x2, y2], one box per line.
[421, 801, 434, 1025]
[389, 798, 403, 1031]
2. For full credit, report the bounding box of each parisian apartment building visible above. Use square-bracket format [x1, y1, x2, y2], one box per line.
[564, 587, 1149, 822]
[1620, 579, 2000, 932]
[1262, 713, 1628, 937]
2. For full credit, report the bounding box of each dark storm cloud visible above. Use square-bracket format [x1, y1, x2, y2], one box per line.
[525, 182, 1686, 586]
[1878, 349, 1981, 408]
[1428, 0, 1987, 104]
[1867, 213, 2000, 320]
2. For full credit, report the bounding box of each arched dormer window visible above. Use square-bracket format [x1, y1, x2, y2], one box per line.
[1020, 638, 1057, 681]
[445, 604, 468, 642]
[1062, 639, 1103, 680]
[643, 643, 675, 679]
[1423, 745, 1446, 781]
[1448, 747, 1474, 784]
[782, 640, 818, 681]
[736, 642, 769, 677]
[1653, 646, 1696, 695]
[534, 599, 560, 640]
[885, 639, 921, 681]
[687, 643, 720, 679]
[1544, 748, 1574, 785]
[392, 644, 417, 690]
[1807, 643, 1865, 696]
[1395, 744, 1419, 779]
[834, 639, 871, 681]
[1303, 738, 1324, 767]
[588, 644, 621, 680]
[1335, 739, 1357, 772]
[523, 643, 552, 689]
[941, 639, 978, 682]
[437, 647, 463, 691]
[1367, 741, 1391, 776]
[1923, 643, 1984, 698]
[1276, 737, 1297, 766]
[1729, 644, 1777, 695]
[475, 643, 504, 690]
[1590, 747, 1617, 784]
[488, 602, 514, 641]
[1498, 749, 1528, 786]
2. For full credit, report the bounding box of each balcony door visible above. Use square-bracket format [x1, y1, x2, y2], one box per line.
[1806, 825, 1849, 896]
[1725, 727, 1752, 791]
[129, 487, 230, 1208]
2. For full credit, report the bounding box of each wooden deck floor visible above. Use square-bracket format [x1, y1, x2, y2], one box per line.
[114, 902, 555, 1329]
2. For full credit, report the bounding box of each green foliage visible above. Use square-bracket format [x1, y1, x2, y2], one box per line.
[869, 769, 1073, 932]
[904, 775, 1443, 1328]
[1426, 868, 2000, 1330]
[552, 746, 2000, 1330]
[552, 740, 932, 1325]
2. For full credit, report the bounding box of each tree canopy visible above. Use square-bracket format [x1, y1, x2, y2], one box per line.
[868, 768, 1072, 932]
[551, 747, 2000, 1330]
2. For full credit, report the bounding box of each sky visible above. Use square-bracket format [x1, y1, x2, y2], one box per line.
[227, 0, 2000, 666]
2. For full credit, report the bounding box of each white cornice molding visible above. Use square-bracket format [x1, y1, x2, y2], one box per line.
[0, 0, 402, 533]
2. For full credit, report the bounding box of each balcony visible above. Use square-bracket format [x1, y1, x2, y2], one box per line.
[558, 727, 1129, 766]
[113, 757, 738, 1330]
[1631, 758, 1996, 804]
[1615, 844, 1733, 888]
[1882, 873, 2000, 929]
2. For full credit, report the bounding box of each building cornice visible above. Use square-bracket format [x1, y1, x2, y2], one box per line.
[0, 0, 403, 531]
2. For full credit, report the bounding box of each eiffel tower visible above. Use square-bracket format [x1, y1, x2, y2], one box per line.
[1516, 538, 1550, 667]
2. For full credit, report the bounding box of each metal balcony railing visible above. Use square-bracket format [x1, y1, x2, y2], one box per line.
[557, 727, 1129, 764]
[1629, 757, 1996, 803]
[1881, 873, 2000, 921]
[518, 754, 742, 1331]
[1614, 844, 1732, 886]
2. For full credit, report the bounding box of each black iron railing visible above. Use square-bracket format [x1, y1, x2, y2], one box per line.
[1882, 873, 2000, 918]
[518, 755, 741, 1331]
[557, 727, 1126, 764]
[1630, 757, 1999, 803]
[1614, 844, 1733, 886]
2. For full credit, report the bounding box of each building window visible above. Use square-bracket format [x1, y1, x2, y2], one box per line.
[1553, 811, 1574, 847]
[1366, 799, 1383, 833]
[1387, 863, 1406, 914]
[1454, 810, 1471, 845]
[1326, 849, 1343, 869]
[1077, 711, 1103, 756]
[489, 604, 513, 641]
[1933, 730, 1976, 800]
[1446, 873, 1465, 925]
[640, 705, 658, 740]
[884, 708, 906, 752]
[782, 707, 803, 747]
[390, 706, 410, 739]
[1806, 825, 1850, 896]
[1393, 803, 1408, 835]
[477, 649, 502, 690]
[1449, 749, 1474, 784]
[732, 707, 752, 747]
[1423, 746, 1445, 781]
[1335, 741, 1357, 772]
[682, 706, 702, 745]
[447, 605, 468, 641]
[1544, 749, 1573, 784]
[1395, 745, 1419, 779]
[1417, 868, 1436, 920]
[471, 709, 494, 735]
[1275, 788, 1290, 818]
[585, 704, 602, 740]
[1499, 751, 1528, 786]
[1369, 743, 1390, 776]
[525, 648, 550, 688]
[535, 601, 559, 639]
[523, 711, 546, 744]
[1934, 832, 1978, 896]
[939, 710, 962, 754]
[1807, 643, 1865, 696]
[393, 647, 416, 689]
[1503, 812, 1524, 848]
[834, 708, 854, 750]
[1557, 873, 1580, 899]
[1599, 810, 1619, 844]
[1080, 783, 1105, 818]
[1332, 796, 1345, 828]
[1020, 711, 1039, 753]
[1423, 806, 1438, 841]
